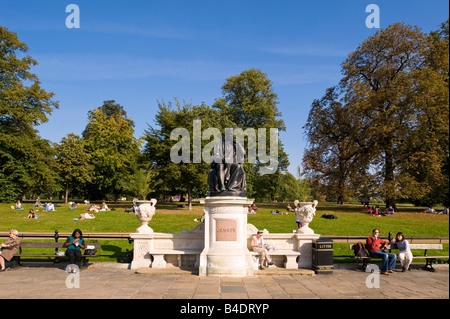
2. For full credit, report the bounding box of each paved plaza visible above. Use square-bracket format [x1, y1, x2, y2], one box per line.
[0, 262, 447, 300]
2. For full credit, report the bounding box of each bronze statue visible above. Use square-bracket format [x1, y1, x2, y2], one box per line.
[207, 139, 246, 197]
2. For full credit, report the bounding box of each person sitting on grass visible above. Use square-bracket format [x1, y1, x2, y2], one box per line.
[69, 202, 78, 209]
[27, 209, 36, 219]
[32, 197, 42, 208]
[100, 202, 109, 211]
[11, 200, 24, 210]
[385, 206, 395, 215]
[44, 202, 55, 211]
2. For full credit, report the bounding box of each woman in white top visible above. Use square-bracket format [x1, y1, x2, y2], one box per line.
[393, 232, 413, 272]
[251, 230, 273, 270]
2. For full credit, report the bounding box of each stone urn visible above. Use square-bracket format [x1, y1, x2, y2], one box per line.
[294, 200, 318, 234]
[133, 198, 157, 234]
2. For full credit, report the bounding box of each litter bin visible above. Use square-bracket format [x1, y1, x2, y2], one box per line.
[312, 238, 333, 274]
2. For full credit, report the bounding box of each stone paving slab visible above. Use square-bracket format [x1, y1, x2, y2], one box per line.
[0, 263, 447, 300]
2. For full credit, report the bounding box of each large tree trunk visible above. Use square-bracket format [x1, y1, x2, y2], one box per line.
[384, 149, 396, 210]
[187, 184, 192, 211]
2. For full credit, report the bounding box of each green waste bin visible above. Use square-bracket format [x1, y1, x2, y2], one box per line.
[312, 238, 334, 274]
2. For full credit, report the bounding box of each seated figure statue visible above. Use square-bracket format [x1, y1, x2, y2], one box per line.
[207, 139, 246, 197]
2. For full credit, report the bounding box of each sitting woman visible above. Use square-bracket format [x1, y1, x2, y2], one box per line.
[391, 232, 413, 272]
[0, 229, 21, 271]
[11, 200, 24, 210]
[32, 197, 42, 208]
[251, 230, 273, 270]
[69, 202, 78, 209]
[100, 202, 109, 211]
[27, 209, 36, 219]
[63, 229, 86, 271]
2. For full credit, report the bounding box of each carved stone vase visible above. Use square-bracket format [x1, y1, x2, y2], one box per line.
[294, 200, 318, 234]
[133, 198, 157, 234]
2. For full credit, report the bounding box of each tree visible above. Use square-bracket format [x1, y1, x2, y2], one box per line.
[122, 164, 159, 200]
[143, 100, 227, 210]
[303, 86, 372, 204]
[55, 133, 92, 203]
[0, 26, 59, 201]
[339, 22, 444, 208]
[403, 20, 449, 206]
[213, 69, 289, 198]
[82, 100, 142, 201]
[213, 68, 285, 131]
[304, 21, 449, 207]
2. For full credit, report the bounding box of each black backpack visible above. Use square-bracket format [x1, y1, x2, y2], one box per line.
[353, 242, 368, 258]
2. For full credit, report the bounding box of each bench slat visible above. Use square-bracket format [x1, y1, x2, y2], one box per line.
[19, 242, 101, 248]
[150, 250, 202, 255]
[249, 251, 300, 255]
[350, 244, 444, 250]
[408, 244, 443, 250]
[15, 254, 100, 257]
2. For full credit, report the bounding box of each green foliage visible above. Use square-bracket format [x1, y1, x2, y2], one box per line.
[122, 165, 159, 200]
[304, 21, 449, 207]
[82, 100, 142, 200]
[0, 26, 60, 201]
[55, 133, 92, 202]
[143, 100, 224, 209]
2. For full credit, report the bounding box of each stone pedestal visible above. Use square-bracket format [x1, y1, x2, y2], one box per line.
[130, 233, 153, 269]
[199, 196, 254, 276]
[295, 233, 321, 268]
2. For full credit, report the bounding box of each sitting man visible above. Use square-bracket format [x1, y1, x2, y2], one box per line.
[45, 202, 55, 211]
[366, 228, 396, 275]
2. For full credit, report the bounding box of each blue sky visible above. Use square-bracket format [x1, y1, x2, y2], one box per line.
[1, 0, 448, 176]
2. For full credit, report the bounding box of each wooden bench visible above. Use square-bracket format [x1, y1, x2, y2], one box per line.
[349, 243, 449, 272]
[249, 250, 300, 269]
[149, 249, 202, 268]
[14, 242, 102, 267]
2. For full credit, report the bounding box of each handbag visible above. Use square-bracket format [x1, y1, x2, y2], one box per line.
[84, 245, 97, 255]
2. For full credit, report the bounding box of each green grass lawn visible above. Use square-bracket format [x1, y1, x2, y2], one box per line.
[1, 200, 448, 263]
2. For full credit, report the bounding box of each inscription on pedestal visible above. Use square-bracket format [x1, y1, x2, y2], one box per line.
[215, 219, 237, 241]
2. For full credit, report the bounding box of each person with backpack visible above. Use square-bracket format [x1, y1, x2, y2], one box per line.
[366, 228, 396, 275]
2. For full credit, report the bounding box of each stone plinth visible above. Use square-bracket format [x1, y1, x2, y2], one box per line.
[295, 233, 321, 268]
[199, 196, 254, 276]
[130, 232, 154, 269]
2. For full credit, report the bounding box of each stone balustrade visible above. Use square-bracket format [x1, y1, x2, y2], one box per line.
[130, 223, 320, 270]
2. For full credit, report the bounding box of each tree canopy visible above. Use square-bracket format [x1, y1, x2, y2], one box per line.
[303, 21, 449, 207]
